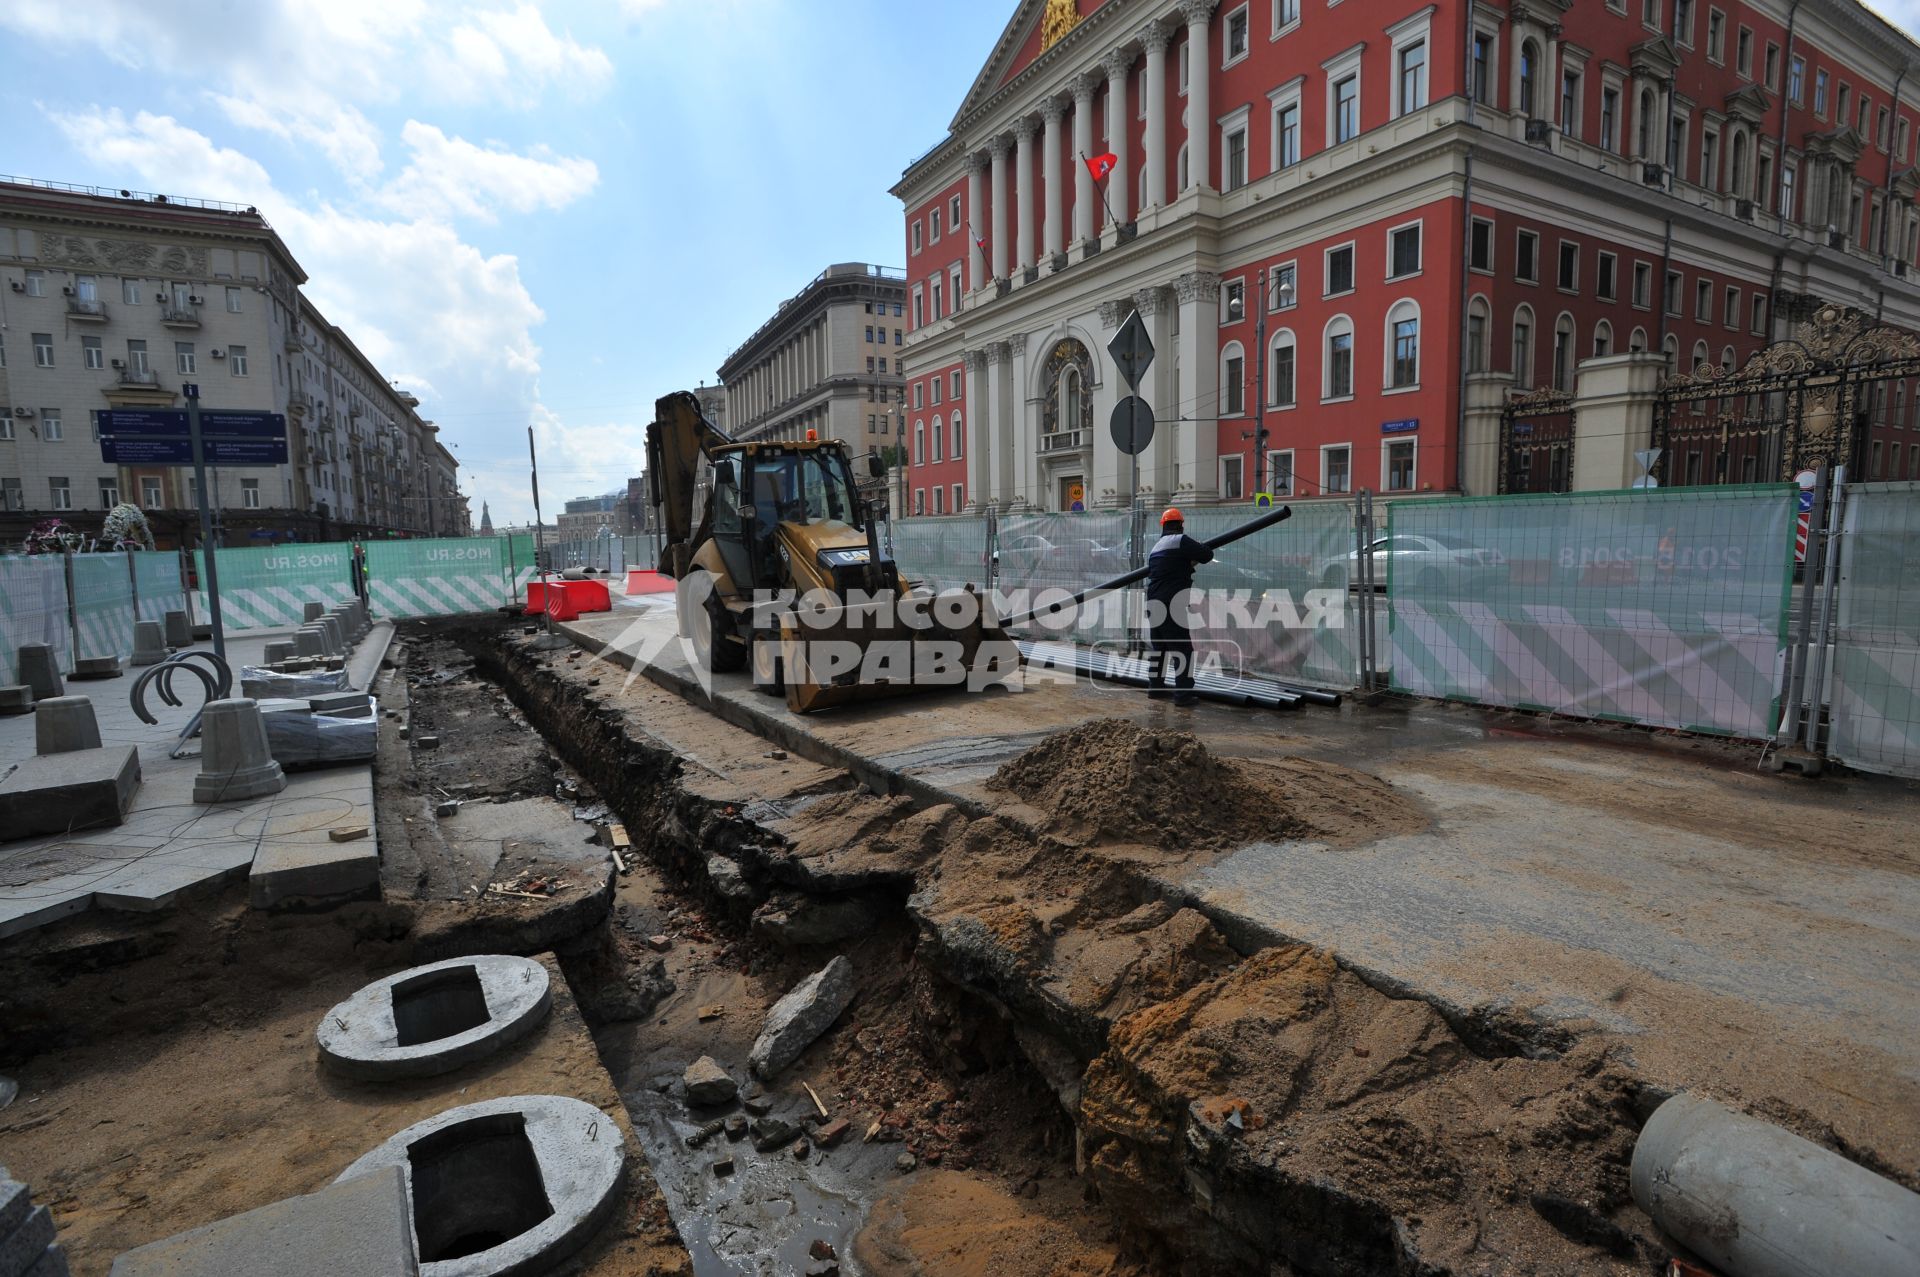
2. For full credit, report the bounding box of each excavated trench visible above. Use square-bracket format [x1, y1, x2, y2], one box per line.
[447, 616, 1673, 1276]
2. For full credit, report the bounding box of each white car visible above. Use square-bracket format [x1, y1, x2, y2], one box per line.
[1324, 532, 1507, 591]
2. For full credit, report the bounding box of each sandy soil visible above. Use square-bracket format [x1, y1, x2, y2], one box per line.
[854, 1171, 1135, 1277]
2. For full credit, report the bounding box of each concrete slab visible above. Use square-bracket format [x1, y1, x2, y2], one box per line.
[0, 1205, 56, 1277]
[22, 1244, 69, 1277]
[107, 1164, 415, 1277]
[0, 746, 140, 837]
[246, 769, 380, 908]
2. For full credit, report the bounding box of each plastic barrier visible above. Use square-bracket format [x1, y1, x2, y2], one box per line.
[193, 543, 356, 630]
[624, 569, 675, 595]
[526, 579, 610, 620]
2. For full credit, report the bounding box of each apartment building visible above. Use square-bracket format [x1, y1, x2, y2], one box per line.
[717, 263, 908, 452]
[0, 178, 465, 546]
[892, 0, 1920, 512]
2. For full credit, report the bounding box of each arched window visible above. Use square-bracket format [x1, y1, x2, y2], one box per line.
[1551, 313, 1576, 390]
[1323, 315, 1355, 399]
[1059, 368, 1082, 431]
[930, 412, 944, 461]
[1638, 89, 1655, 158]
[1467, 295, 1492, 372]
[914, 488, 926, 515]
[1512, 304, 1535, 389]
[1719, 345, 1736, 373]
[1730, 131, 1749, 199]
[1662, 333, 1680, 374]
[1692, 339, 1710, 373]
[1593, 319, 1614, 358]
[1520, 41, 1540, 118]
[1269, 328, 1297, 406]
[1630, 326, 1649, 353]
[913, 419, 925, 465]
[1177, 142, 1191, 192]
[951, 410, 963, 459]
[1385, 299, 1420, 388]
[1220, 341, 1247, 415]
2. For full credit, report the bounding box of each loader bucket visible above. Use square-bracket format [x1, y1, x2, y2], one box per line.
[774, 586, 1022, 713]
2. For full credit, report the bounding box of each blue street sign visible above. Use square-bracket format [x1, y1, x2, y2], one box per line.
[96, 408, 289, 466]
[1381, 418, 1420, 434]
[1797, 489, 1815, 513]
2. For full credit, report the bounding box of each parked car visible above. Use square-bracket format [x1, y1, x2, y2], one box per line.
[1322, 532, 1508, 591]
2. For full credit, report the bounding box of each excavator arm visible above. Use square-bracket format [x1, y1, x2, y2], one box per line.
[646, 390, 733, 579]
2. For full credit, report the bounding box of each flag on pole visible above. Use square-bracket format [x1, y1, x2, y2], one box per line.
[1084, 152, 1118, 181]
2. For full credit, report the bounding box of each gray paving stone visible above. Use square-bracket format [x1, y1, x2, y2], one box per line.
[249, 831, 378, 908]
[108, 1165, 415, 1277]
[0, 1205, 55, 1277]
[0, 746, 140, 837]
[0, 1177, 29, 1238]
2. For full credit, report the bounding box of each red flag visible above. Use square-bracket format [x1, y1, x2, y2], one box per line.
[1084, 152, 1118, 181]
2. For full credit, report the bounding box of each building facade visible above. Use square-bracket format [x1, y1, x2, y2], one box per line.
[556, 491, 625, 541]
[717, 263, 908, 453]
[892, 0, 1920, 514]
[0, 178, 465, 546]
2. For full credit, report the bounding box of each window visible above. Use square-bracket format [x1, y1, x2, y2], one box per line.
[1397, 40, 1427, 116]
[1470, 218, 1494, 272]
[1385, 439, 1416, 491]
[930, 277, 943, 320]
[128, 339, 149, 375]
[1638, 88, 1656, 158]
[1467, 298, 1490, 371]
[1557, 241, 1579, 291]
[930, 208, 942, 242]
[1273, 96, 1301, 168]
[176, 341, 196, 375]
[1471, 32, 1494, 105]
[1224, 122, 1249, 190]
[1789, 56, 1805, 104]
[1736, 27, 1752, 77]
[1780, 165, 1797, 220]
[1272, 261, 1297, 308]
[912, 382, 924, 410]
[1665, 270, 1683, 316]
[99, 478, 120, 510]
[878, 356, 887, 374]
[1551, 315, 1575, 390]
[1332, 72, 1359, 144]
[50, 478, 71, 511]
[1750, 293, 1767, 334]
[1520, 40, 1540, 117]
[1701, 130, 1719, 191]
[1388, 303, 1419, 389]
[1707, 9, 1725, 62]
[931, 374, 943, 405]
[931, 414, 943, 461]
[1516, 230, 1539, 283]
[1275, 0, 1300, 32]
[952, 412, 963, 458]
[1269, 450, 1294, 497]
[952, 483, 964, 511]
[1724, 287, 1740, 329]
[949, 264, 962, 311]
[1388, 223, 1421, 279]
[42, 410, 62, 441]
[1676, 0, 1695, 45]
[1220, 454, 1245, 501]
[913, 421, 924, 465]
[1225, 5, 1249, 64]
[32, 332, 53, 367]
[951, 369, 963, 399]
[1325, 244, 1354, 296]
[0, 412, 9, 440]
[1597, 251, 1617, 300]
[1814, 68, 1829, 116]
[82, 335, 104, 370]
[1269, 330, 1296, 406]
[1322, 445, 1352, 494]
[1593, 320, 1614, 357]
[141, 477, 161, 508]
[230, 344, 249, 376]
[1837, 84, 1851, 130]
[1561, 70, 1581, 135]
[1695, 279, 1712, 322]
[911, 221, 922, 254]
[1512, 308, 1535, 388]
[1324, 317, 1354, 399]
[1223, 278, 1246, 324]
[949, 194, 962, 229]
[1223, 345, 1246, 415]
[122, 278, 140, 304]
[225, 286, 243, 313]
[1767, 43, 1781, 91]
[23, 270, 44, 297]
[931, 487, 944, 515]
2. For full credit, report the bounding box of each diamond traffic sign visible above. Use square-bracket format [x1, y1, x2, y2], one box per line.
[1108, 310, 1154, 390]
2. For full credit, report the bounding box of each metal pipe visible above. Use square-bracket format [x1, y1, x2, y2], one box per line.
[1001, 504, 1294, 626]
[1632, 1092, 1920, 1277]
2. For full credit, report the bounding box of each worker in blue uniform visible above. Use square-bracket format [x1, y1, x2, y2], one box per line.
[1143, 507, 1213, 705]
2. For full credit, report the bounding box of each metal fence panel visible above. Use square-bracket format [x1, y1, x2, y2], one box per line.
[1181, 503, 1360, 691]
[70, 554, 136, 663]
[891, 515, 992, 593]
[0, 555, 72, 682]
[193, 542, 357, 630]
[1387, 486, 1795, 737]
[365, 537, 512, 619]
[1829, 480, 1920, 777]
[133, 551, 187, 623]
[994, 511, 1135, 646]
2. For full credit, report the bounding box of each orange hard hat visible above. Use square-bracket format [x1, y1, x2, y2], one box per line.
[1160, 507, 1184, 526]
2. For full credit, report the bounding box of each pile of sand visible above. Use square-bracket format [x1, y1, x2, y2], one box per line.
[986, 719, 1421, 852]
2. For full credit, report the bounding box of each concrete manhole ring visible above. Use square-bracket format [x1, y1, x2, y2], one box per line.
[336, 1093, 626, 1277]
[317, 955, 552, 1081]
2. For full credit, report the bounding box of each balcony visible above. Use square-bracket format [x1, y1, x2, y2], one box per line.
[160, 303, 201, 328]
[116, 368, 159, 387]
[1040, 429, 1087, 454]
[66, 297, 107, 321]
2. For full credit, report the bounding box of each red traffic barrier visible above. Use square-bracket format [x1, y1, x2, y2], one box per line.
[625, 569, 675, 595]
[525, 579, 611, 619]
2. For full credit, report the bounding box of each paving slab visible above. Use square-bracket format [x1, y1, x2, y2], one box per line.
[0, 1205, 56, 1277]
[107, 1164, 414, 1277]
[0, 746, 140, 838]
[246, 769, 380, 908]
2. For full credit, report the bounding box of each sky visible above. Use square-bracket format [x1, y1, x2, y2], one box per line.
[5, 0, 1920, 526]
[0, 0, 1002, 526]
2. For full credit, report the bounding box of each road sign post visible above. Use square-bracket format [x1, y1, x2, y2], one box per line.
[182, 383, 226, 662]
[1108, 312, 1157, 566]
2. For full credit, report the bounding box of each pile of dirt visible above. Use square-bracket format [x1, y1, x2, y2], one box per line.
[986, 718, 1423, 851]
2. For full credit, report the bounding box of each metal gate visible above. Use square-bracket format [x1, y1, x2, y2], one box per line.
[1654, 303, 1920, 486]
[1498, 386, 1576, 494]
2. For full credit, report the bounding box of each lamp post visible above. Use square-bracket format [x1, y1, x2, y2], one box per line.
[1229, 270, 1296, 499]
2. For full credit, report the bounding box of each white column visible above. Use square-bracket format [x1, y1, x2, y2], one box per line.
[1015, 118, 1038, 271]
[966, 350, 992, 508]
[1103, 48, 1133, 226]
[1008, 333, 1035, 508]
[1072, 74, 1097, 247]
[1042, 95, 1066, 260]
[1143, 22, 1170, 211]
[1182, 0, 1215, 192]
[989, 342, 1018, 507]
[966, 153, 988, 293]
[990, 135, 1011, 281]
[1174, 271, 1221, 501]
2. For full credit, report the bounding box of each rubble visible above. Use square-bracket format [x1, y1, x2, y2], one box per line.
[751, 892, 887, 948]
[749, 955, 856, 1080]
[682, 1056, 737, 1107]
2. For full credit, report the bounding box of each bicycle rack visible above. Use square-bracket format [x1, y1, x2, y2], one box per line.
[131, 650, 233, 758]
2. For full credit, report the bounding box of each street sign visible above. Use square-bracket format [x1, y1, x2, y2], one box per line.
[1108, 310, 1154, 389]
[1109, 395, 1155, 455]
[96, 408, 289, 466]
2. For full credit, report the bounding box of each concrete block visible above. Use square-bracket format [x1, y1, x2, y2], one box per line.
[302, 601, 327, 624]
[317, 617, 343, 656]
[16, 645, 63, 701]
[193, 700, 286, 803]
[749, 955, 856, 1080]
[309, 693, 372, 718]
[162, 610, 191, 648]
[249, 830, 378, 908]
[23, 1244, 69, 1277]
[0, 1205, 55, 1277]
[0, 686, 32, 716]
[261, 641, 294, 665]
[130, 621, 167, 667]
[0, 746, 140, 837]
[35, 696, 102, 755]
[0, 1177, 30, 1238]
[70, 656, 123, 680]
[291, 628, 327, 660]
[108, 1164, 416, 1277]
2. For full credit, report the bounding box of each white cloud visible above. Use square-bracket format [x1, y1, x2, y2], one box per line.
[422, 5, 614, 107]
[46, 107, 276, 202]
[379, 122, 600, 223]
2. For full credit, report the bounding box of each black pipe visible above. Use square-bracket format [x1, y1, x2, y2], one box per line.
[1000, 504, 1294, 627]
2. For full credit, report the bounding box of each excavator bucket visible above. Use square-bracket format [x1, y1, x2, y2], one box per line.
[646, 391, 732, 580]
[774, 586, 1022, 714]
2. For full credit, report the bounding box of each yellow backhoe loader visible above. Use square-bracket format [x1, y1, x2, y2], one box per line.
[646, 390, 1016, 713]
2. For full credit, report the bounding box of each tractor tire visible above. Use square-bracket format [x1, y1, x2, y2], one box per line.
[751, 633, 785, 696]
[677, 571, 747, 673]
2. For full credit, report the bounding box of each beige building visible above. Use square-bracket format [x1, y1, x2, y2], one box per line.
[0, 177, 465, 546]
[716, 263, 907, 453]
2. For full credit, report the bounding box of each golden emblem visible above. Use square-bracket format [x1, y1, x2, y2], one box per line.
[1041, 0, 1081, 51]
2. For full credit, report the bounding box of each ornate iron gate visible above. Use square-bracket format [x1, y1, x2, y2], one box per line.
[1654, 303, 1920, 485]
[1498, 386, 1576, 494]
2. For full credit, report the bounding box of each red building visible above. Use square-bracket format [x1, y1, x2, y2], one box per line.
[892, 0, 1920, 512]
